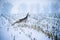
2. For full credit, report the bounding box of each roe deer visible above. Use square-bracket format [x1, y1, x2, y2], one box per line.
[12, 13, 29, 25]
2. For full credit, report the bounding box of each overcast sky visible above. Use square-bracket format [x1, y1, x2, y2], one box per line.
[0, 0, 60, 15]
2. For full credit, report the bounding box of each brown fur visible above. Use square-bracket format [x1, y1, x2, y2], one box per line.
[12, 13, 29, 25]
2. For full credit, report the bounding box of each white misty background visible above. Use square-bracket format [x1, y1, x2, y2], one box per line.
[0, 0, 60, 40]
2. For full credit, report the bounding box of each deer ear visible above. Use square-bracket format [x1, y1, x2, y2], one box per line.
[27, 12, 29, 14]
[27, 12, 30, 16]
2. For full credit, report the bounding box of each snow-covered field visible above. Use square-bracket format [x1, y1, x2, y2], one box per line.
[0, 0, 60, 40]
[0, 15, 51, 40]
[0, 14, 60, 40]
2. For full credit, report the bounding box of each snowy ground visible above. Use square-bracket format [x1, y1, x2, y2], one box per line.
[0, 0, 60, 40]
[0, 14, 60, 40]
[0, 14, 53, 40]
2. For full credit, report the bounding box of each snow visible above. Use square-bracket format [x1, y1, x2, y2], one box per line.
[1, 14, 59, 40]
[0, 14, 52, 40]
[0, 0, 60, 40]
